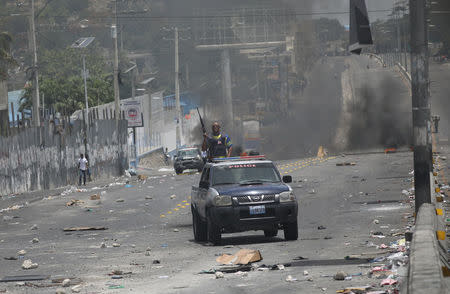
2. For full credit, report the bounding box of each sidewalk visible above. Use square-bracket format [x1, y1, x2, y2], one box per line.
[434, 134, 450, 280]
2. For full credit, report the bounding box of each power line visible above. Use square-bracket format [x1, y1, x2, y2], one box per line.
[0, 9, 393, 19]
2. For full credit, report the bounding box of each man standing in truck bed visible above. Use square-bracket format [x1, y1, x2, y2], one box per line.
[202, 122, 232, 160]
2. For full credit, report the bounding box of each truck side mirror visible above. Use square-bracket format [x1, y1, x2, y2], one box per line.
[282, 175, 292, 183]
[199, 181, 209, 189]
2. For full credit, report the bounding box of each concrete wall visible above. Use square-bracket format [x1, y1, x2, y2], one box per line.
[0, 119, 128, 196]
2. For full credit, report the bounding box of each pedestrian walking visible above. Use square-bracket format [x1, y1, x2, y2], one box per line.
[78, 153, 88, 186]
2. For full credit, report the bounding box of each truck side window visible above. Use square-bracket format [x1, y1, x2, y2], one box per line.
[200, 167, 210, 186]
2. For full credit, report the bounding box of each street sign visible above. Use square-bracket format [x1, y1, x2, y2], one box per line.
[121, 100, 143, 127]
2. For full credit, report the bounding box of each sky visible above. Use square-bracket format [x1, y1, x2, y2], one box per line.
[312, 0, 394, 25]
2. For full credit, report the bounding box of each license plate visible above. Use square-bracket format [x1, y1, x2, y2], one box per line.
[249, 205, 266, 215]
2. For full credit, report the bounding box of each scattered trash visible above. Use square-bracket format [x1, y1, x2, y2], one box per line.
[0, 275, 50, 282]
[116, 199, 125, 202]
[336, 162, 356, 166]
[380, 278, 397, 286]
[173, 229, 179, 232]
[125, 184, 132, 188]
[66, 199, 84, 207]
[308, 189, 316, 194]
[285, 275, 297, 282]
[324, 236, 333, 240]
[108, 285, 124, 289]
[17, 250, 26, 256]
[112, 243, 121, 247]
[0, 203, 28, 213]
[333, 271, 347, 280]
[137, 174, 147, 181]
[373, 219, 380, 224]
[63, 226, 107, 232]
[303, 270, 309, 276]
[336, 286, 372, 293]
[90, 194, 100, 200]
[22, 260, 38, 270]
[158, 276, 169, 279]
[31, 238, 39, 244]
[145, 196, 153, 200]
[214, 272, 224, 279]
[216, 249, 262, 265]
[111, 275, 123, 279]
[170, 195, 176, 199]
[55, 288, 66, 294]
[100, 242, 106, 248]
[61, 279, 71, 287]
[71, 285, 82, 293]
[234, 271, 248, 277]
[293, 256, 308, 260]
[317, 225, 326, 230]
[4, 257, 17, 260]
[30, 224, 38, 230]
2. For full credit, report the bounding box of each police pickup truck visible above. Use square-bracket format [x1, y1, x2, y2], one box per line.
[191, 156, 298, 245]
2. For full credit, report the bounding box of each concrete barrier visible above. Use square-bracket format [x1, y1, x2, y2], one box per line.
[408, 203, 447, 294]
[138, 147, 167, 169]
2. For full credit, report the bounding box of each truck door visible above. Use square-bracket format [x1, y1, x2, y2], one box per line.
[198, 167, 210, 218]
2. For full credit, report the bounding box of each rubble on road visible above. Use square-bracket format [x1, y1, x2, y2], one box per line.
[30, 224, 38, 230]
[63, 226, 107, 232]
[0, 203, 28, 213]
[216, 249, 262, 265]
[90, 194, 100, 200]
[22, 260, 38, 269]
[66, 199, 84, 207]
[285, 275, 297, 282]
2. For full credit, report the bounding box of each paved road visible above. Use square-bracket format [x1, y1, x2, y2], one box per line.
[0, 151, 414, 294]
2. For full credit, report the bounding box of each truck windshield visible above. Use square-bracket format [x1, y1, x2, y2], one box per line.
[211, 163, 281, 186]
[178, 149, 199, 158]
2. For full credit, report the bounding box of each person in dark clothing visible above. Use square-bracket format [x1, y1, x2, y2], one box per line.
[202, 122, 232, 160]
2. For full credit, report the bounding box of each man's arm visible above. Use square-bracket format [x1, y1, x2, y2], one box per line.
[202, 133, 208, 151]
[227, 146, 233, 157]
[226, 135, 233, 157]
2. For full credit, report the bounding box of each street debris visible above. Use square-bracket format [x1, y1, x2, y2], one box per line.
[285, 275, 297, 282]
[63, 226, 107, 232]
[170, 195, 177, 199]
[4, 256, 17, 260]
[137, 174, 148, 181]
[100, 242, 106, 248]
[145, 196, 153, 200]
[333, 271, 347, 280]
[17, 250, 26, 256]
[116, 199, 125, 202]
[31, 238, 39, 243]
[303, 270, 309, 276]
[336, 162, 356, 166]
[71, 285, 82, 293]
[380, 278, 397, 286]
[0, 203, 28, 213]
[317, 225, 326, 230]
[61, 279, 71, 287]
[216, 249, 262, 265]
[22, 260, 38, 269]
[112, 243, 121, 247]
[336, 286, 372, 293]
[30, 224, 38, 230]
[215, 272, 224, 279]
[55, 288, 66, 294]
[66, 199, 84, 207]
[90, 194, 100, 200]
[173, 228, 179, 232]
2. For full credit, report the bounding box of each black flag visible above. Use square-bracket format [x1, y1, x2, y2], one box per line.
[349, 0, 373, 55]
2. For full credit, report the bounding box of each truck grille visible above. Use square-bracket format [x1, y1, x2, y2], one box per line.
[234, 194, 276, 205]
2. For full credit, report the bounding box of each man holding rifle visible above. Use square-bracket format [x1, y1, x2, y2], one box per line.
[197, 109, 232, 160]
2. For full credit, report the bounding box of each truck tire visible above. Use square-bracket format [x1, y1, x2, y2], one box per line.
[191, 206, 207, 242]
[206, 210, 221, 245]
[264, 229, 278, 238]
[283, 221, 298, 240]
[175, 168, 183, 175]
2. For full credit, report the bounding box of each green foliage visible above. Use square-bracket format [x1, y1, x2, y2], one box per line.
[0, 31, 16, 80]
[20, 47, 113, 115]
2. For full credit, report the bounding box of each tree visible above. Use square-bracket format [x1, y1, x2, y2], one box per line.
[0, 31, 16, 136]
[20, 47, 114, 115]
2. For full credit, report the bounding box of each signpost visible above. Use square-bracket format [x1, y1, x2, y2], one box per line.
[121, 100, 143, 165]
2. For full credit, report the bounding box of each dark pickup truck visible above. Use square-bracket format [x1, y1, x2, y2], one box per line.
[191, 157, 298, 245]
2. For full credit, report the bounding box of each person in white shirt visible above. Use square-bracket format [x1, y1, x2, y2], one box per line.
[78, 153, 88, 186]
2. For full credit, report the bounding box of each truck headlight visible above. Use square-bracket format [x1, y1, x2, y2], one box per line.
[279, 191, 296, 202]
[214, 195, 232, 206]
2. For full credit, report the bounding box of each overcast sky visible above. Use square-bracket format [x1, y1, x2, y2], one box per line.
[312, 0, 394, 24]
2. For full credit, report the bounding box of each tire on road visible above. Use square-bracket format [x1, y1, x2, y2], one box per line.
[206, 209, 221, 245]
[264, 228, 278, 238]
[283, 221, 298, 240]
[192, 206, 207, 242]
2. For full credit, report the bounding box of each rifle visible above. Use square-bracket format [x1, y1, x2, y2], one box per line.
[197, 107, 206, 134]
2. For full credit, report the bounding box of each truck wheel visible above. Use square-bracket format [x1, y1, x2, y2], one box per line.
[283, 221, 298, 241]
[264, 229, 278, 238]
[175, 168, 183, 175]
[192, 206, 207, 242]
[206, 210, 221, 245]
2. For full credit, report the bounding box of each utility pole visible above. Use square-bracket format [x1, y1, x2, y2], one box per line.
[175, 27, 181, 150]
[31, 0, 40, 127]
[113, 1, 120, 121]
[409, 0, 431, 214]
